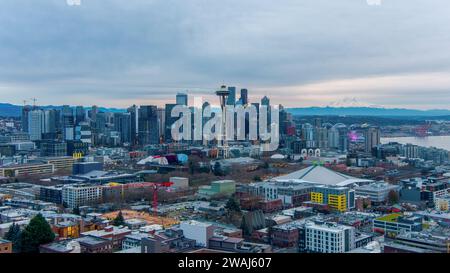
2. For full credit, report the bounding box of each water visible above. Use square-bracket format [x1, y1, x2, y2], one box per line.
[381, 136, 450, 151]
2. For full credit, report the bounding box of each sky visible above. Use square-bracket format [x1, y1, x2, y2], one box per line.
[1, 0, 450, 109]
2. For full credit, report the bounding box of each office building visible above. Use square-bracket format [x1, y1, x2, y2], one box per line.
[138, 105, 159, 145]
[39, 185, 63, 204]
[28, 109, 44, 141]
[355, 183, 401, 203]
[180, 220, 215, 247]
[176, 92, 188, 106]
[310, 185, 355, 212]
[304, 221, 356, 253]
[240, 89, 248, 105]
[364, 127, 380, 153]
[227, 86, 236, 105]
[75, 106, 86, 125]
[62, 184, 103, 209]
[41, 141, 67, 157]
[373, 213, 423, 236]
[113, 113, 131, 144]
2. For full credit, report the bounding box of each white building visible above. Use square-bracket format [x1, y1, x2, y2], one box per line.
[28, 110, 44, 141]
[355, 182, 401, 203]
[62, 184, 103, 209]
[170, 177, 189, 189]
[305, 221, 355, 253]
[179, 220, 215, 247]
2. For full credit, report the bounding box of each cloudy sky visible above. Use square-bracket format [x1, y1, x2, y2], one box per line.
[1, 0, 450, 109]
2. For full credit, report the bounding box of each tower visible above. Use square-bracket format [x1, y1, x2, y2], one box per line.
[215, 85, 230, 158]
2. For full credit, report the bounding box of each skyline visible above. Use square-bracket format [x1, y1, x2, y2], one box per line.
[1, 1, 450, 109]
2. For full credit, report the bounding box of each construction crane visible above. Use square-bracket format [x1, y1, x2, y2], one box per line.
[147, 182, 174, 217]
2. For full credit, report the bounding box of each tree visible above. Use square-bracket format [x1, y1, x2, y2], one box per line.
[20, 214, 55, 253]
[4, 223, 22, 253]
[112, 211, 126, 226]
[225, 197, 241, 213]
[388, 190, 399, 205]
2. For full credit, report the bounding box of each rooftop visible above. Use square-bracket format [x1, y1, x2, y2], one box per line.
[274, 165, 373, 186]
[376, 213, 402, 222]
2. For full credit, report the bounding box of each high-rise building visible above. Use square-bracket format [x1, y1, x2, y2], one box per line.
[21, 105, 32, 133]
[28, 109, 45, 141]
[113, 113, 131, 144]
[127, 105, 139, 146]
[75, 121, 92, 145]
[364, 127, 381, 153]
[176, 92, 188, 106]
[261, 96, 270, 107]
[240, 89, 248, 105]
[138, 105, 159, 145]
[157, 108, 165, 140]
[43, 109, 58, 135]
[227, 86, 236, 105]
[75, 106, 86, 125]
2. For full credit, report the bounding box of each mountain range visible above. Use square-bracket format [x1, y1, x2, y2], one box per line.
[1, 102, 450, 118]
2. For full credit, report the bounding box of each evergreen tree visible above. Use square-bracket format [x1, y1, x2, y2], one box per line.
[225, 197, 241, 212]
[4, 223, 22, 253]
[112, 211, 126, 226]
[20, 214, 55, 253]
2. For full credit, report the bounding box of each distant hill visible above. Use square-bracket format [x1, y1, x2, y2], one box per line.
[0, 103, 22, 117]
[0, 103, 125, 117]
[286, 107, 450, 117]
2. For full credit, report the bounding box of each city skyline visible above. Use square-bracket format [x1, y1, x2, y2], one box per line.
[1, 1, 450, 109]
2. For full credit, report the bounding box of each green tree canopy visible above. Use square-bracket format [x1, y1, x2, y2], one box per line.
[112, 211, 126, 226]
[20, 214, 55, 253]
[388, 190, 400, 205]
[225, 197, 241, 212]
[4, 223, 22, 253]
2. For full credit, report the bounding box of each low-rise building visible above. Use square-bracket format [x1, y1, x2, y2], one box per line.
[179, 220, 215, 248]
[373, 213, 423, 237]
[198, 180, 236, 197]
[0, 163, 54, 178]
[355, 182, 401, 203]
[310, 185, 355, 212]
[434, 195, 450, 212]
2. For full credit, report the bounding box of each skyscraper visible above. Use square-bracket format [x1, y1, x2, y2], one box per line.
[176, 92, 188, 106]
[127, 105, 139, 146]
[114, 113, 132, 144]
[261, 96, 270, 107]
[227, 86, 236, 105]
[21, 105, 32, 133]
[240, 89, 248, 105]
[138, 105, 159, 145]
[28, 109, 45, 141]
[75, 106, 86, 125]
[364, 127, 381, 153]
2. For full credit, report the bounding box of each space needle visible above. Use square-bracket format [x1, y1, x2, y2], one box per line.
[216, 85, 230, 158]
